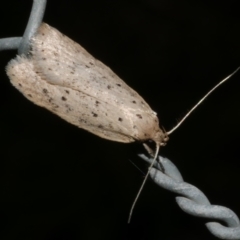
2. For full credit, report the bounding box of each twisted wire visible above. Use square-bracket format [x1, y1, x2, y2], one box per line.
[139, 154, 240, 239]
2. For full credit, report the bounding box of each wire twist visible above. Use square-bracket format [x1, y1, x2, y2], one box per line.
[139, 154, 240, 239]
[0, 0, 46, 53]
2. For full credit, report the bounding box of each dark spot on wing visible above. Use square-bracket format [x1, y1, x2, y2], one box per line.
[92, 112, 98, 117]
[43, 88, 48, 94]
[79, 118, 87, 124]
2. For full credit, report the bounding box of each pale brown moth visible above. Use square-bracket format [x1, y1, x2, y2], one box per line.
[6, 23, 239, 222]
[6, 23, 169, 151]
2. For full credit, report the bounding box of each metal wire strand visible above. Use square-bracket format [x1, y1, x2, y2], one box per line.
[0, 0, 46, 53]
[139, 154, 240, 240]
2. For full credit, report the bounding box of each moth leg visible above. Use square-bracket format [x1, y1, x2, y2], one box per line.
[143, 143, 155, 157]
[142, 143, 165, 172]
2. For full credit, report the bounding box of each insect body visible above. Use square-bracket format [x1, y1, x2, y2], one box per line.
[6, 23, 168, 151]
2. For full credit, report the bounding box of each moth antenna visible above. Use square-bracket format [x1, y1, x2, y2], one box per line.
[128, 144, 160, 223]
[167, 66, 240, 135]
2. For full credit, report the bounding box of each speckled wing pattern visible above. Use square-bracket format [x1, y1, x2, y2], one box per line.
[6, 23, 161, 144]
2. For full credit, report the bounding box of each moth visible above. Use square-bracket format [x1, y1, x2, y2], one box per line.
[6, 22, 239, 221]
[6, 23, 169, 156]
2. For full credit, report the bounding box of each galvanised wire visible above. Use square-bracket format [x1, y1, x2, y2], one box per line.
[0, 0, 46, 53]
[140, 154, 240, 239]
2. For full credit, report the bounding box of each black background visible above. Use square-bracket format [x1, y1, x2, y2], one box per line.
[0, 0, 240, 239]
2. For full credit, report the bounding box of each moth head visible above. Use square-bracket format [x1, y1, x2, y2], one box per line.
[154, 126, 169, 147]
[160, 129, 169, 146]
[143, 128, 168, 157]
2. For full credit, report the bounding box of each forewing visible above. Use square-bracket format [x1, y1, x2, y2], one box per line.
[31, 23, 153, 114]
[6, 56, 136, 143]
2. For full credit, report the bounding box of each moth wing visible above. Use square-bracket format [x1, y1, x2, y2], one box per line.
[7, 23, 163, 144]
[31, 23, 153, 114]
[6, 56, 137, 143]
